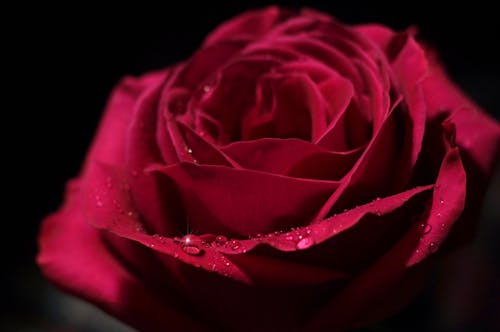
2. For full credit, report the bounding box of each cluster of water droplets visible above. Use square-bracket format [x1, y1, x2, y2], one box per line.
[415, 197, 447, 255]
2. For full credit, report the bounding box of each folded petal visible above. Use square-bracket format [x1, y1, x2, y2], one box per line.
[202, 6, 292, 47]
[150, 163, 339, 237]
[37, 181, 207, 332]
[83, 162, 251, 283]
[305, 121, 466, 331]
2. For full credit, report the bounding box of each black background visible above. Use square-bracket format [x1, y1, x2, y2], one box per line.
[4, 1, 499, 331]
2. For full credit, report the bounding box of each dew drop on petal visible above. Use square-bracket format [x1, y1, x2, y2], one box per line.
[214, 235, 227, 246]
[203, 84, 212, 93]
[429, 242, 438, 253]
[296, 237, 315, 250]
[229, 240, 241, 250]
[423, 224, 432, 234]
[182, 245, 204, 256]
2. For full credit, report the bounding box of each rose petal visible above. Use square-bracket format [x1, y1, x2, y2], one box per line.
[408, 121, 467, 265]
[422, 60, 500, 177]
[304, 120, 466, 331]
[37, 181, 207, 332]
[222, 138, 361, 180]
[202, 6, 292, 47]
[197, 56, 281, 143]
[148, 163, 339, 237]
[82, 71, 166, 170]
[83, 162, 251, 283]
[175, 40, 249, 90]
[242, 73, 323, 141]
[213, 184, 432, 255]
[228, 254, 349, 286]
[388, 34, 428, 190]
[177, 121, 241, 167]
[124, 75, 191, 236]
[223, 138, 326, 174]
[314, 101, 403, 219]
[354, 24, 395, 52]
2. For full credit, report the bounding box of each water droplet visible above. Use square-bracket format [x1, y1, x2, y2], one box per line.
[375, 197, 381, 201]
[296, 237, 315, 250]
[429, 242, 438, 253]
[186, 147, 193, 154]
[228, 240, 241, 250]
[440, 223, 445, 230]
[209, 263, 217, 271]
[439, 199, 444, 204]
[285, 235, 294, 241]
[182, 245, 203, 256]
[437, 212, 442, 218]
[415, 249, 420, 254]
[305, 228, 312, 235]
[225, 261, 231, 267]
[374, 209, 382, 216]
[214, 235, 227, 246]
[127, 211, 135, 217]
[181, 234, 198, 246]
[202, 84, 212, 93]
[96, 200, 103, 207]
[178, 235, 204, 256]
[422, 224, 432, 234]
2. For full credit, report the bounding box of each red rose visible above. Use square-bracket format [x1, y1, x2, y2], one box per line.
[37, 6, 500, 332]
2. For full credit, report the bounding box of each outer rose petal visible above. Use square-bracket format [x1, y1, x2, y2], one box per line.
[358, 22, 500, 179]
[423, 61, 500, 176]
[83, 70, 166, 170]
[202, 6, 293, 47]
[305, 123, 467, 331]
[37, 182, 207, 332]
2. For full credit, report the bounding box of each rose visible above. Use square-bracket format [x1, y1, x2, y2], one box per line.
[37, 6, 499, 332]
